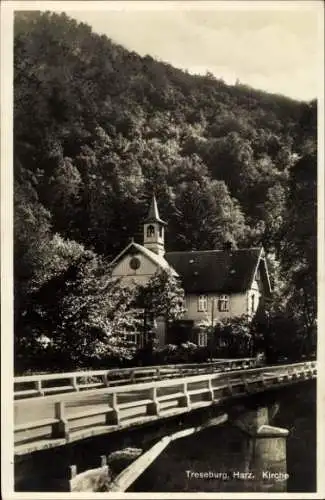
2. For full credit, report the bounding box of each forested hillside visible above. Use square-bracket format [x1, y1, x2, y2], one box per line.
[14, 11, 317, 371]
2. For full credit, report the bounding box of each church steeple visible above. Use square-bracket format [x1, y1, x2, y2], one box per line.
[143, 194, 167, 256]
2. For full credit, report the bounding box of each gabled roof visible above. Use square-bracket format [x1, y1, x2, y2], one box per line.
[144, 195, 167, 225]
[110, 242, 178, 276]
[165, 247, 271, 294]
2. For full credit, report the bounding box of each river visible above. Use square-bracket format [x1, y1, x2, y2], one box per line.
[129, 381, 316, 493]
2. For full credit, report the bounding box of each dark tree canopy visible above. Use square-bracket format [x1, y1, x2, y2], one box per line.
[13, 11, 317, 370]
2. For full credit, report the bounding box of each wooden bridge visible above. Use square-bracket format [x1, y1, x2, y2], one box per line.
[14, 359, 317, 458]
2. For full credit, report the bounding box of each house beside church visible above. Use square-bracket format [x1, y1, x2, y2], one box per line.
[110, 195, 272, 347]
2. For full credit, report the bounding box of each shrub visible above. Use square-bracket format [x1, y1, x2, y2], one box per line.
[208, 315, 253, 358]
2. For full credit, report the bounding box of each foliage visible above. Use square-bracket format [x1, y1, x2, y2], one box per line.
[208, 316, 253, 358]
[279, 150, 317, 332]
[134, 269, 186, 363]
[13, 11, 317, 370]
[133, 342, 209, 366]
[137, 269, 186, 323]
[15, 253, 140, 372]
[14, 11, 305, 256]
[251, 309, 316, 364]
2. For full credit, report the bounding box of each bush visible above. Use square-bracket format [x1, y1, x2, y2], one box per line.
[208, 315, 253, 358]
[253, 310, 316, 364]
[131, 342, 210, 366]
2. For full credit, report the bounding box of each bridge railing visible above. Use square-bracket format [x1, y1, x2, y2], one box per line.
[14, 361, 316, 454]
[14, 357, 259, 400]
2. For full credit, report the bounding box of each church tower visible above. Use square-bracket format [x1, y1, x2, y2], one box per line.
[143, 195, 167, 256]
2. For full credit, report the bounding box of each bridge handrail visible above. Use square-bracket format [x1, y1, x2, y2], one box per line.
[73, 360, 315, 395]
[13, 357, 259, 399]
[14, 357, 257, 382]
[15, 361, 316, 404]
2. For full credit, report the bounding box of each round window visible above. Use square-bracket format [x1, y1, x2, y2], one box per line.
[129, 256, 141, 270]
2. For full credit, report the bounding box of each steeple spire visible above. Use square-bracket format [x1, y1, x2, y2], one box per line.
[144, 194, 167, 225]
[143, 194, 167, 256]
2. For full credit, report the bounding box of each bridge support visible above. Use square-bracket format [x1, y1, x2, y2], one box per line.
[231, 406, 289, 492]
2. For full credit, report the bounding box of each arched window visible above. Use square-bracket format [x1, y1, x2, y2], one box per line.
[159, 225, 163, 237]
[147, 225, 155, 237]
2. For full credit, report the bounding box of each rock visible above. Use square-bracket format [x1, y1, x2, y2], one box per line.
[107, 447, 142, 474]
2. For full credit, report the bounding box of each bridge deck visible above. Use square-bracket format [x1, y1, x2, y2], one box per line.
[14, 361, 317, 456]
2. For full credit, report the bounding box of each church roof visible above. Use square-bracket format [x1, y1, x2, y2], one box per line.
[165, 247, 270, 294]
[144, 195, 167, 225]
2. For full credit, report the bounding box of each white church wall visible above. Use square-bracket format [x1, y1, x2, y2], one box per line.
[112, 252, 159, 284]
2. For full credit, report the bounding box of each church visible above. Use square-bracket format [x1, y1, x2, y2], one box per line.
[110, 195, 272, 347]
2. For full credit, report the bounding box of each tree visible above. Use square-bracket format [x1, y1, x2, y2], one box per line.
[136, 269, 185, 356]
[14, 178, 54, 316]
[208, 316, 253, 358]
[170, 177, 247, 250]
[278, 149, 317, 354]
[15, 252, 140, 372]
[41, 153, 83, 238]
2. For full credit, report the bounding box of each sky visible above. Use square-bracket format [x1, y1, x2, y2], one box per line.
[63, 2, 324, 102]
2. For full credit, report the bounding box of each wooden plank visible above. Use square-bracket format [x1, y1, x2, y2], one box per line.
[118, 399, 152, 410]
[15, 417, 59, 432]
[14, 389, 39, 398]
[188, 388, 211, 396]
[77, 382, 104, 390]
[67, 406, 112, 421]
[43, 386, 75, 394]
[108, 437, 171, 491]
[157, 392, 184, 402]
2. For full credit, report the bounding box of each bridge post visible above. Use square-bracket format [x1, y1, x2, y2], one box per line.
[208, 379, 214, 400]
[35, 379, 44, 397]
[106, 393, 120, 425]
[178, 382, 191, 408]
[52, 401, 69, 440]
[231, 406, 289, 492]
[147, 387, 160, 416]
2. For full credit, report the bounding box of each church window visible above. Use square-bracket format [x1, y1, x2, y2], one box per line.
[198, 295, 208, 312]
[147, 225, 155, 237]
[159, 225, 163, 237]
[218, 295, 229, 312]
